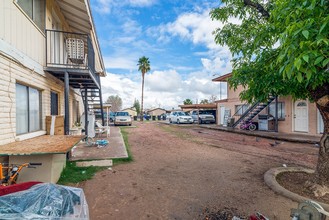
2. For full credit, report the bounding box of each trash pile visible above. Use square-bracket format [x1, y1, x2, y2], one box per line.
[201, 207, 246, 220]
[201, 207, 270, 220]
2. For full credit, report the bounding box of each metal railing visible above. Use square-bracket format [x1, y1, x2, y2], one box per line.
[45, 29, 97, 79]
[229, 103, 250, 126]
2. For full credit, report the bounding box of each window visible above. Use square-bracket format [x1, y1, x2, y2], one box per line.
[268, 102, 285, 119]
[16, 0, 45, 30]
[235, 104, 249, 115]
[50, 91, 58, 115]
[16, 84, 41, 135]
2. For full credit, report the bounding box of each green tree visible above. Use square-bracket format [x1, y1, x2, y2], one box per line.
[211, 0, 329, 191]
[200, 99, 209, 104]
[137, 56, 151, 121]
[133, 99, 141, 116]
[106, 95, 122, 112]
[183, 99, 193, 105]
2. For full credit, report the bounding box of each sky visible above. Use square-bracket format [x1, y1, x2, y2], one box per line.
[90, 0, 232, 110]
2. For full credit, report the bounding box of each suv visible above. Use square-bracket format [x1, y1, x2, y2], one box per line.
[191, 110, 216, 124]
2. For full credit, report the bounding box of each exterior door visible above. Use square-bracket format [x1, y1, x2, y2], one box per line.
[220, 106, 225, 125]
[294, 101, 308, 132]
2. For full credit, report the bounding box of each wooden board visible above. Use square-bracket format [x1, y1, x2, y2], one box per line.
[0, 135, 86, 155]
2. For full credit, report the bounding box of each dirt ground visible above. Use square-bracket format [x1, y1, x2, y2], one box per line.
[79, 122, 319, 220]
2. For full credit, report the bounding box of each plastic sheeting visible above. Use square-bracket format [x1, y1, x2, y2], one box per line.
[0, 183, 89, 219]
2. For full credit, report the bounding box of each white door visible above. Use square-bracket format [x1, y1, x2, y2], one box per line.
[220, 106, 225, 125]
[318, 110, 324, 134]
[294, 101, 308, 132]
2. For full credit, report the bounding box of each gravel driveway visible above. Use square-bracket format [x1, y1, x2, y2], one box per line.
[80, 122, 318, 220]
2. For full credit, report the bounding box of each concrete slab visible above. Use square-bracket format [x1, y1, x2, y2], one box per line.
[76, 160, 113, 167]
[201, 124, 321, 144]
[70, 126, 128, 161]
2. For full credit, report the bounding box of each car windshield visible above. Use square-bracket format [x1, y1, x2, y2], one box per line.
[177, 112, 188, 116]
[199, 111, 212, 114]
[116, 112, 129, 116]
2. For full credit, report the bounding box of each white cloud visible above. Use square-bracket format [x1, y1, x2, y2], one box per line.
[93, 0, 157, 14]
[101, 68, 226, 110]
[201, 57, 232, 75]
[147, 7, 234, 74]
[103, 56, 137, 70]
[149, 10, 219, 50]
[145, 70, 181, 92]
[98, 2, 233, 110]
[128, 0, 157, 7]
[101, 73, 140, 108]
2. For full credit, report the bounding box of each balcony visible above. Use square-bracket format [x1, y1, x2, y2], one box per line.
[44, 30, 100, 89]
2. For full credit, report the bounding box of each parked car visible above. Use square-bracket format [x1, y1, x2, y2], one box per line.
[109, 112, 115, 122]
[143, 114, 151, 120]
[169, 111, 193, 124]
[114, 111, 132, 126]
[191, 110, 216, 124]
[95, 111, 116, 123]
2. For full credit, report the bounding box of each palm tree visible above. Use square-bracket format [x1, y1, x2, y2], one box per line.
[183, 99, 193, 105]
[137, 56, 151, 121]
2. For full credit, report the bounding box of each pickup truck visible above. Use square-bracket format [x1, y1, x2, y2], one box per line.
[191, 110, 216, 124]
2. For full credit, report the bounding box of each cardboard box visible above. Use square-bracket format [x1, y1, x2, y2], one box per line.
[46, 116, 65, 135]
[46, 116, 64, 127]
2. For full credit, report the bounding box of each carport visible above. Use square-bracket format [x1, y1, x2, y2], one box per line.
[178, 104, 218, 123]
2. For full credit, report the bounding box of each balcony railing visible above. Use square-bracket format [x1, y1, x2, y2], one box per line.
[45, 29, 96, 77]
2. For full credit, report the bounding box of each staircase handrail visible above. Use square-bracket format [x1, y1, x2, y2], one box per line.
[232, 101, 260, 128]
[231, 96, 276, 128]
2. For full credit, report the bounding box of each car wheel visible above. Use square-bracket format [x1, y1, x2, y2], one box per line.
[249, 124, 256, 131]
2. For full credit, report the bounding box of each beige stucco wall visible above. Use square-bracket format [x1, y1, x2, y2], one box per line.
[123, 109, 137, 117]
[9, 154, 66, 183]
[272, 97, 319, 135]
[148, 109, 166, 116]
[217, 88, 322, 135]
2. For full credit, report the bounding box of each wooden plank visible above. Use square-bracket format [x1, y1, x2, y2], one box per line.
[0, 135, 86, 155]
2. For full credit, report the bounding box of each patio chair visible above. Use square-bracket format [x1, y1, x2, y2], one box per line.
[66, 38, 86, 64]
[95, 121, 110, 138]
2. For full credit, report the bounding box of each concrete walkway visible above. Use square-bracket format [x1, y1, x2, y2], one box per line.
[70, 126, 128, 162]
[200, 124, 321, 144]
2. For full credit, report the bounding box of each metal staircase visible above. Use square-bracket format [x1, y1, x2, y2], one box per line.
[231, 96, 276, 128]
[80, 88, 105, 125]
